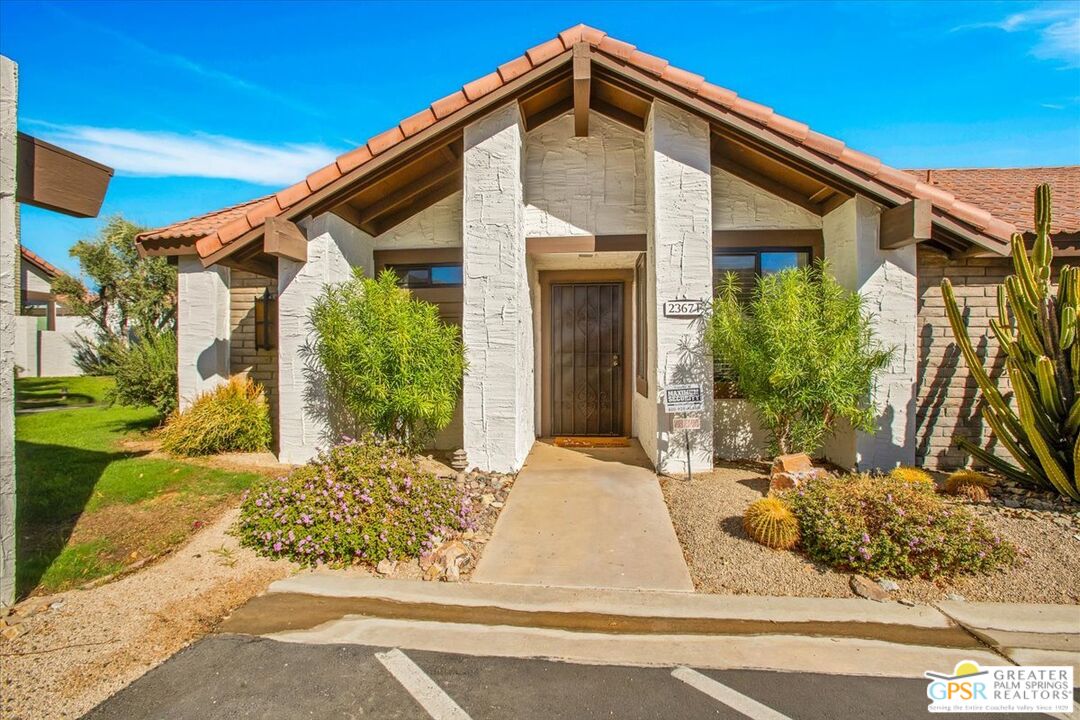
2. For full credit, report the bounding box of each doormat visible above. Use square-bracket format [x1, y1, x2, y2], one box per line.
[553, 436, 631, 448]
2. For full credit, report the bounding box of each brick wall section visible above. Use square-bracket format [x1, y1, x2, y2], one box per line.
[915, 248, 1067, 469]
[229, 270, 278, 441]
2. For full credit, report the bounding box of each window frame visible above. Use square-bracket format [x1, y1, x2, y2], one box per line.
[635, 253, 648, 398]
[384, 262, 464, 289]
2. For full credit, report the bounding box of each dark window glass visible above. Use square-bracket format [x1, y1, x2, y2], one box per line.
[387, 263, 463, 288]
[761, 251, 809, 275]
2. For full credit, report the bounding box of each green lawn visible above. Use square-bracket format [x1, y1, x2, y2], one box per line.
[15, 375, 111, 411]
[14, 376, 265, 596]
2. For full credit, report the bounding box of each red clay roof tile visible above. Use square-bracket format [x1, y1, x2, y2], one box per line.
[462, 71, 504, 102]
[839, 148, 882, 177]
[597, 36, 635, 60]
[661, 66, 705, 93]
[20, 246, 62, 278]
[276, 181, 309, 209]
[803, 131, 845, 159]
[628, 50, 668, 77]
[400, 107, 437, 138]
[766, 115, 809, 143]
[697, 82, 738, 108]
[732, 98, 773, 125]
[525, 37, 565, 65]
[336, 145, 373, 174]
[367, 126, 405, 156]
[431, 90, 469, 120]
[498, 55, 534, 83]
[306, 164, 341, 192]
[245, 198, 282, 227]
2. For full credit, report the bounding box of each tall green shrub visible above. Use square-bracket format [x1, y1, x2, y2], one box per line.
[706, 261, 891, 455]
[309, 270, 466, 447]
[107, 327, 178, 416]
[941, 184, 1080, 500]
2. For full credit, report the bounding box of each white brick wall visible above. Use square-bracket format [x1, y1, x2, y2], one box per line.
[823, 196, 917, 470]
[277, 213, 374, 464]
[462, 104, 533, 472]
[176, 256, 230, 410]
[524, 111, 646, 237]
[641, 101, 714, 475]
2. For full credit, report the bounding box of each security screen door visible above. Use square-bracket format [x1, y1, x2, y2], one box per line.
[550, 283, 624, 436]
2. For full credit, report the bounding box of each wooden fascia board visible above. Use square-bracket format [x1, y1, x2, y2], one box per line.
[880, 199, 932, 250]
[355, 161, 460, 226]
[200, 48, 575, 268]
[588, 52, 1009, 256]
[526, 234, 646, 254]
[573, 42, 591, 137]
[16, 132, 114, 218]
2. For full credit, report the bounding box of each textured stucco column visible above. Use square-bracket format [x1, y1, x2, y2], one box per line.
[461, 103, 533, 473]
[644, 101, 714, 475]
[177, 256, 230, 410]
[0, 56, 18, 606]
[277, 212, 374, 465]
[823, 195, 917, 470]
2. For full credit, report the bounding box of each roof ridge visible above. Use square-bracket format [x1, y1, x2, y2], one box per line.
[139, 23, 1021, 260]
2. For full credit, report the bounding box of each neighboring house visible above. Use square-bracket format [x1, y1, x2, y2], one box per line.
[14, 246, 96, 378]
[135, 25, 1078, 474]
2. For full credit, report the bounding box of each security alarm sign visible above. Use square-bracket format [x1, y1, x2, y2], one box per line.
[664, 383, 704, 413]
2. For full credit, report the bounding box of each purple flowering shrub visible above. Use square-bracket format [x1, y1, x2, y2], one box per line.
[238, 436, 473, 565]
[784, 474, 1014, 579]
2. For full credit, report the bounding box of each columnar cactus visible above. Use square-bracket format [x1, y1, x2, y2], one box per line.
[941, 183, 1080, 500]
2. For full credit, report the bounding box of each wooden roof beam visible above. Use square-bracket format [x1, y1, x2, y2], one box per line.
[573, 42, 591, 137]
[711, 151, 826, 215]
[263, 217, 307, 263]
[880, 199, 932, 250]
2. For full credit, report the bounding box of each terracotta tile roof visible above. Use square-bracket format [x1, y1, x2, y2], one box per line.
[905, 167, 1080, 236]
[137, 24, 1023, 260]
[20, 246, 61, 278]
[138, 194, 273, 242]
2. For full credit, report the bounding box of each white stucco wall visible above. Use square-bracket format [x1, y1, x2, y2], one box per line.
[0, 55, 17, 606]
[714, 399, 769, 460]
[643, 101, 714, 475]
[374, 192, 462, 250]
[461, 103, 534, 473]
[15, 315, 97, 377]
[823, 196, 917, 470]
[277, 213, 374, 465]
[524, 111, 646, 238]
[712, 168, 822, 230]
[21, 259, 52, 295]
[177, 256, 230, 410]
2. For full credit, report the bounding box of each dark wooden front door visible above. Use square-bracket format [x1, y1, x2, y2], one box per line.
[551, 283, 624, 436]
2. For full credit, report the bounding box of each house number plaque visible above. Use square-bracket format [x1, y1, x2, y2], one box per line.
[663, 299, 705, 317]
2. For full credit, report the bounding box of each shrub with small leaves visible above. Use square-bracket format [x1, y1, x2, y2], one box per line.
[743, 497, 799, 550]
[785, 473, 1014, 579]
[889, 466, 936, 489]
[160, 376, 272, 456]
[237, 435, 473, 565]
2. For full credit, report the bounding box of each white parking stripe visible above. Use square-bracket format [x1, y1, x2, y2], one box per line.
[375, 648, 473, 720]
[672, 666, 793, 720]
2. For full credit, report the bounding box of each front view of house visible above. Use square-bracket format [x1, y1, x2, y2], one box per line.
[137, 25, 1075, 475]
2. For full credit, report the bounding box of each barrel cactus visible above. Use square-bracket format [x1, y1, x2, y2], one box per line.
[889, 466, 935, 489]
[945, 469, 995, 502]
[941, 183, 1080, 500]
[743, 497, 799, 550]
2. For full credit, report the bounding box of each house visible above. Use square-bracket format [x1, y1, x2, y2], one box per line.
[135, 26, 1079, 474]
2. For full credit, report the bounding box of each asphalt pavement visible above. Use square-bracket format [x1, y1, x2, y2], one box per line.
[82, 635, 1063, 720]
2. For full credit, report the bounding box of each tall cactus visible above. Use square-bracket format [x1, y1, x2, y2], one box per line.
[941, 183, 1080, 500]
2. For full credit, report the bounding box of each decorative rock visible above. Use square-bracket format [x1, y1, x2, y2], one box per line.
[450, 449, 468, 472]
[898, 598, 917, 607]
[850, 574, 890, 602]
[376, 559, 396, 575]
[480, 493, 495, 507]
[428, 539, 472, 583]
[771, 453, 814, 475]
[945, 592, 966, 602]
[877, 578, 900, 593]
[1, 625, 21, 640]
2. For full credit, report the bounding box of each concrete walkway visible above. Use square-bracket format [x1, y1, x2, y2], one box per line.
[471, 441, 693, 592]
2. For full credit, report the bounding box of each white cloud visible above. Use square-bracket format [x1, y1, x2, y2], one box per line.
[36, 124, 339, 186]
[956, 3, 1080, 68]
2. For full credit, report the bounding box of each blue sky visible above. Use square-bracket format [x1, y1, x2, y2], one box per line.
[1, 0, 1078, 274]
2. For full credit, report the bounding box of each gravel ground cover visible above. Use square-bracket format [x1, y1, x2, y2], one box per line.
[662, 462, 1080, 604]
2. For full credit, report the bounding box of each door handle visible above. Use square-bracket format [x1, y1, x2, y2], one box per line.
[612, 354, 620, 367]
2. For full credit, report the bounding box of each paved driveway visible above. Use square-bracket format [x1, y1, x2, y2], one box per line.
[84, 635, 1058, 720]
[471, 441, 693, 591]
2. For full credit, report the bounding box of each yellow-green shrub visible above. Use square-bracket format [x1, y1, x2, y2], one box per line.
[889, 466, 935, 488]
[743, 497, 799, 550]
[161, 376, 272, 456]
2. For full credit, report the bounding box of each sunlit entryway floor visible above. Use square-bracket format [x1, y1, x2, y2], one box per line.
[472, 440, 694, 592]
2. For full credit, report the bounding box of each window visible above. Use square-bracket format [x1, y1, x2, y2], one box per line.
[712, 248, 811, 397]
[386, 263, 463, 288]
[635, 253, 648, 397]
[254, 289, 277, 350]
